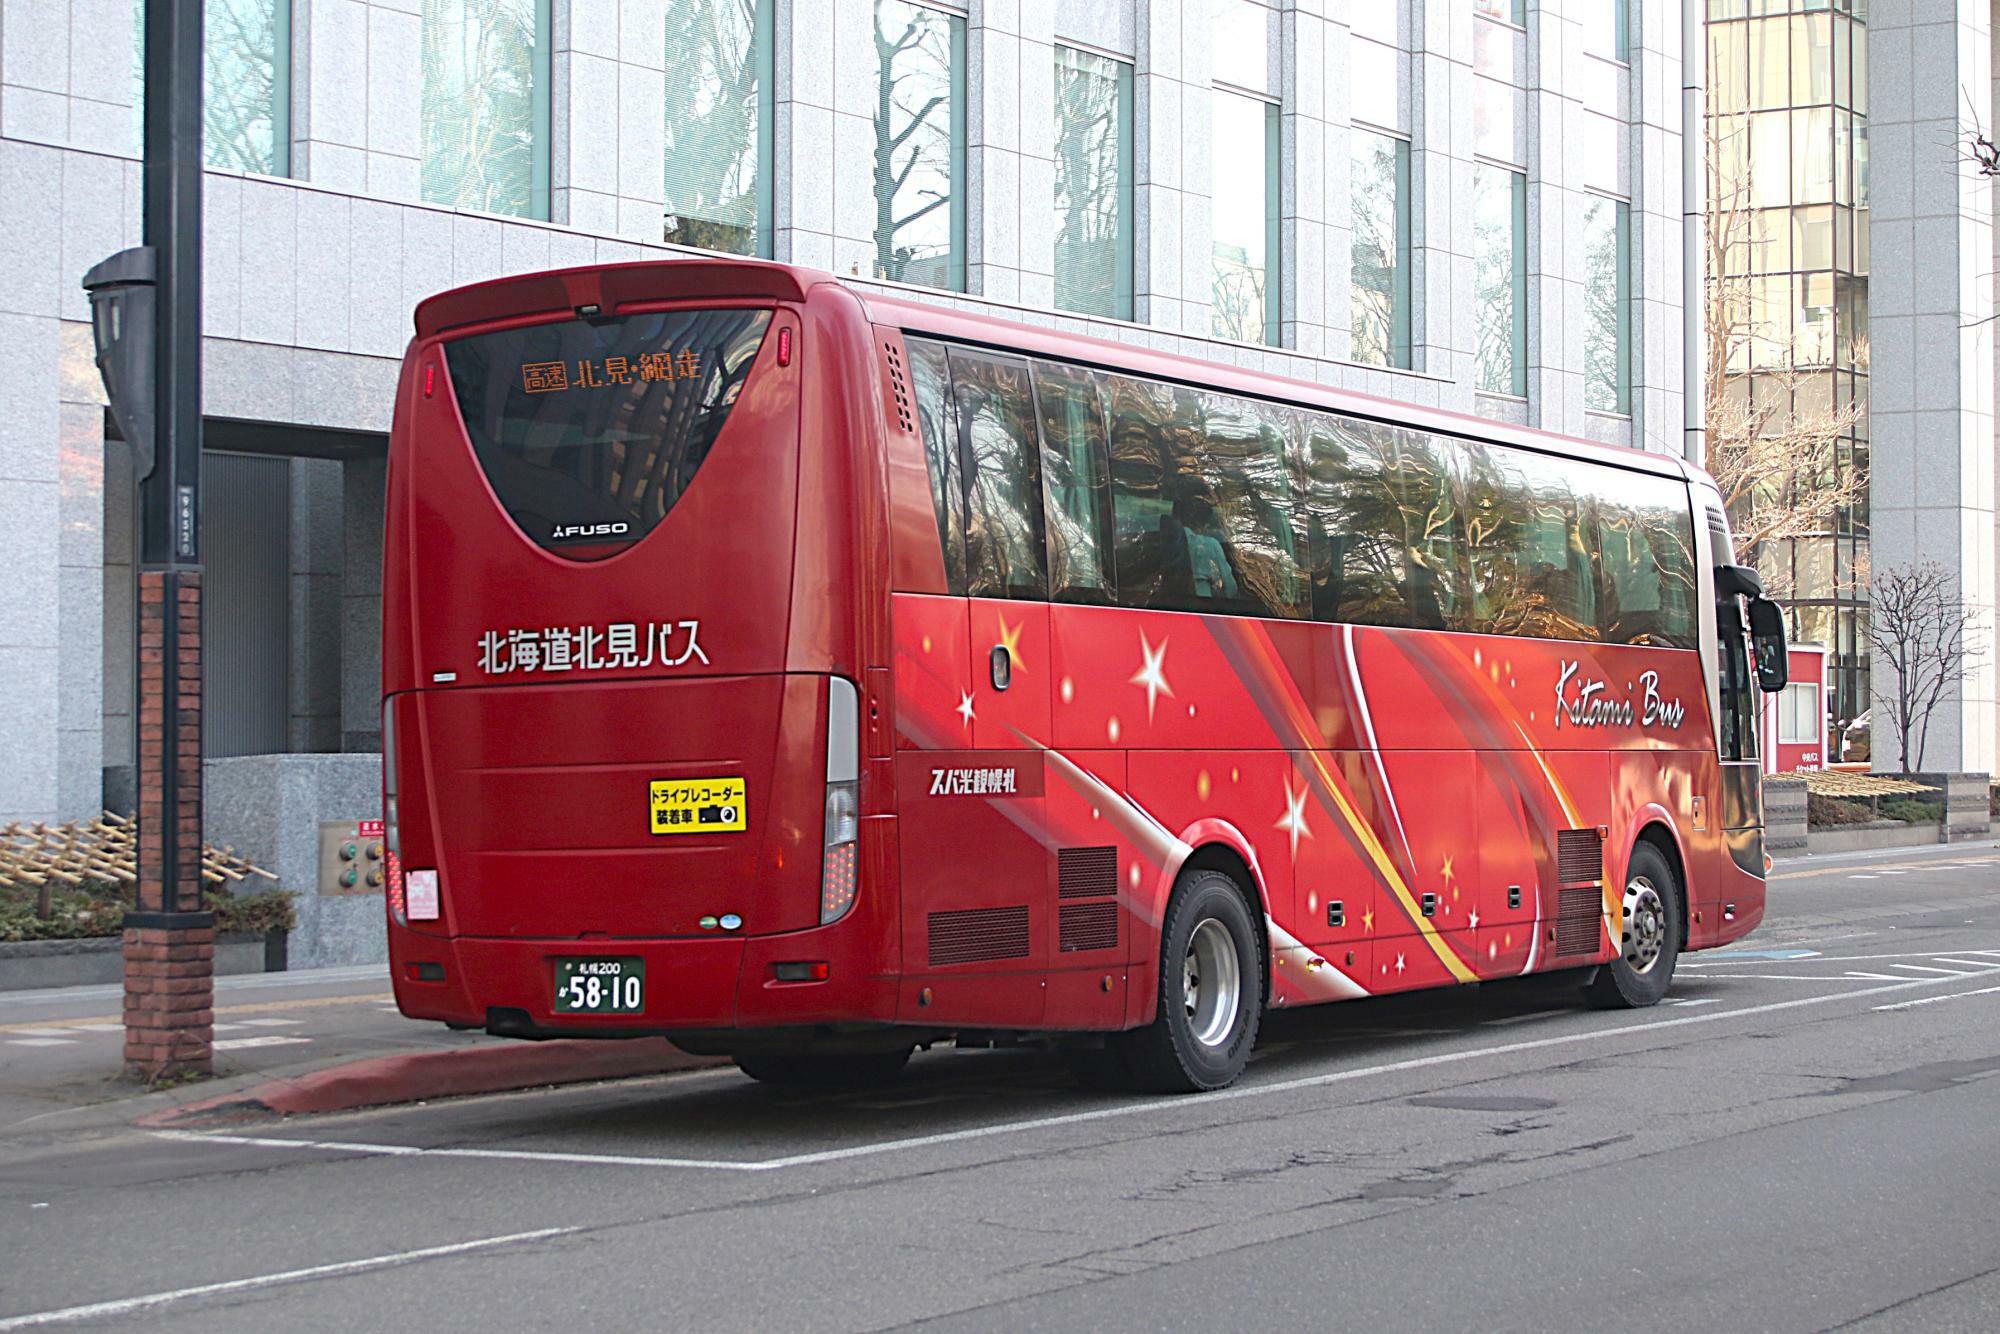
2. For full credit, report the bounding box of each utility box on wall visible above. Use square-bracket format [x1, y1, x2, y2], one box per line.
[318, 818, 388, 895]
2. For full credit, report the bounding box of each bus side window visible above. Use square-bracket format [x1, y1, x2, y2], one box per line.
[1031, 360, 1116, 603]
[1593, 482, 1697, 649]
[1300, 413, 1436, 629]
[905, 339, 966, 595]
[949, 349, 1049, 600]
[1195, 392, 1309, 619]
[1102, 373, 1188, 611]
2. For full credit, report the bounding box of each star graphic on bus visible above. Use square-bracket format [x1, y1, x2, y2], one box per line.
[1129, 632, 1173, 722]
[1468, 908, 1481, 931]
[1394, 952, 1407, 975]
[1276, 782, 1313, 860]
[955, 690, 976, 729]
[995, 614, 1025, 673]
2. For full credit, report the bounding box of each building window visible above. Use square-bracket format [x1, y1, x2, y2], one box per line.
[1474, 164, 1525, 397]
[421, 0, 551, 220]
[1472, 0, 1523, 23]
[1351, 127, 1411, 369]
[1777, 680, 1820, 745]
[870, 0, 965, 290]
[1582, 194, 1631, 414]
[1584, 0, 1629, 63]
[1211, 89, 1280, 345]
[134, 0, 292, 176]
[661, 0, 774, 255]
[1053, 45, 1133, 320]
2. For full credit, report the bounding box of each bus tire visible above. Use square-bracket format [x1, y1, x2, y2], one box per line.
[1583, 841, 1682, 1010]
[733, 1047, 911, 1088]
[1112, 868, 1264, 1093]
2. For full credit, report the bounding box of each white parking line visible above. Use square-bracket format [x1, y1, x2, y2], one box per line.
[1846, 972, 1902, 980]
[1873, 985, 2000, 1013]
[213, 1036, 312, 1052]
[6, 1038, 73, 1049]
[154, 969, 2000, 1176]
[239, 1018, 304, 1028]
[1662, 998, 1721, 1007]
[1481, 1009, 1572, 1026]
[1890, 964, 1981, 976]
[0, 1227, 579, 1330]
[9, 1028, 79, 1039]
[1932, 959, 1993, 970]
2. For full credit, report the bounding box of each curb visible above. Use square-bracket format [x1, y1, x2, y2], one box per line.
[139, 1039, 728, 1129]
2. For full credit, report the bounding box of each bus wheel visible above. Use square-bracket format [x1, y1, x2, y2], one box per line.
[733, 1047, 911, 1088]
[1113, 868, 1264, 1093]
[1583, 841, 1682, 1010]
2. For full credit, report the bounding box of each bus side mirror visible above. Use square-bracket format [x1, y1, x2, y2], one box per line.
[1747, 597, 1788, 692]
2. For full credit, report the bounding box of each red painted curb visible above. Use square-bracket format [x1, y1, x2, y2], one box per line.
[140, 1039, 727, 1128]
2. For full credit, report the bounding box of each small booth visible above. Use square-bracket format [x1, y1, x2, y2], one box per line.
[1761, 643, 1830, 774]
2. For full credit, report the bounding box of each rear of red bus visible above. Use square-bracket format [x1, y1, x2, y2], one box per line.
[382, 260, 903, 1047]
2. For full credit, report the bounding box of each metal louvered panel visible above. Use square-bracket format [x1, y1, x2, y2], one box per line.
[927, 906, 1030, 966]
[1059, 901, 1119, 953]
[1058, 845, 1118, 900]
[1556, 829, 1603, 884]
[883, 341, 915, 434]
[1554, 888, 1603, 956]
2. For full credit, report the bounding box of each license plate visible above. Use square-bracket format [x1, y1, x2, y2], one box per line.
[553, 958, 645, 1015]
[650, 776, 747, 835]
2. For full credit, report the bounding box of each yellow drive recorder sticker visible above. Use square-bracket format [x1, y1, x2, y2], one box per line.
[650, 778, 747, 835]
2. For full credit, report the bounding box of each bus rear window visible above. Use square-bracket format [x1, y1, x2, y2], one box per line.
[443, 308, 771, 558]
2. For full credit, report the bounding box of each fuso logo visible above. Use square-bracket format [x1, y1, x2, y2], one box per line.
[930, 767, 1019, 796]
[550, 522, 631, 541]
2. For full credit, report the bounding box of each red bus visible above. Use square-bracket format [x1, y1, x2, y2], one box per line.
[382, 259, 1790, 1093]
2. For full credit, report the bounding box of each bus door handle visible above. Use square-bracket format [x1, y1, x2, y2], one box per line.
[989, 644, 1011, 691]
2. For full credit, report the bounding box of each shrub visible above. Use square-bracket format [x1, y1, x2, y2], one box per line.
[1807, 794, 1877, 827]
[0, 876, 295, 943]
[1877, 799, 1943, 825]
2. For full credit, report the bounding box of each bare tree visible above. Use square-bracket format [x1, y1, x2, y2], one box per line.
[872, 2, 956, 285]
[1702, 112, 1868, 596]
[1868, 561, 1986, 774]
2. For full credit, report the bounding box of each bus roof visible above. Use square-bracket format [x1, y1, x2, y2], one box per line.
[413, 256, 1700, 486]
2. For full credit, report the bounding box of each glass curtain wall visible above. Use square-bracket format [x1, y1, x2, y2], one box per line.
[869, 0, 966, 290]
[1707, 0, 1870, 729]
[421, 0, 552, 219]
[134, 0, 292, 175]
[1053, 45, 1134, 320]
[662, 0, 775, 255]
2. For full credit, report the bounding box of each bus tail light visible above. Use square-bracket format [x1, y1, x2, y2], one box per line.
[822, 678, 860, 925]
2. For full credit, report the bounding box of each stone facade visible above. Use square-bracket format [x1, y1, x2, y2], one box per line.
[0, 0, 1690, 828]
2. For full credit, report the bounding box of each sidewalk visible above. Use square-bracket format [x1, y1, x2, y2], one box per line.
[0, 965, 720, 1141]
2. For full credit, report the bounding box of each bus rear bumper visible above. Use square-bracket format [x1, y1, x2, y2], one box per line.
[387, 925, 901, 1036]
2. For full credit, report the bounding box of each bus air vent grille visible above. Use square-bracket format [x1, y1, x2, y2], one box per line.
[1553, 888, 1602, 956]
[1059, 902, 1119, 953]
[883, 341, 915, 434]
[1556, 829, 1602, 884]
[928, 906, 1030, 966]
[1058, 845, 1118, 899]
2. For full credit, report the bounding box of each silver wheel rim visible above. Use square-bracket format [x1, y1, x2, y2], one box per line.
[1184, 918, 1242, 1048]
[1621, 876, 1668, 975]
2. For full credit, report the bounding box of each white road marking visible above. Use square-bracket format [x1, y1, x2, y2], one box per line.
[1932, 959, 1994, 970]
[1481, 1009, 1572, 1026]
[239, 1017, 304, 1028]
[1845, 972, 1902, 980]
[0, 1227, 579, 1330]
[1875, 870, 1909, 875]
[6, 1039, 73, 1048]
[1890, 964, 1982, 976]
[155, 969, 2000, 1176]
[1872, 985, 2000, 1013]
[68, 1023, 123, 1033]
[1662, 998, 1721, 1007]
[213, 1036, 312, 1051]
[1848, 874, 1878, 880]
[10, 1028, 79, 1039]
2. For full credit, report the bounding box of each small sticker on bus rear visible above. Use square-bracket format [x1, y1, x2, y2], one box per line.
[650, 778, 747, 835]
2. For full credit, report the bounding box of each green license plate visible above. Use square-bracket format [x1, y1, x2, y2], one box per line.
[553, 958, 646, 1015]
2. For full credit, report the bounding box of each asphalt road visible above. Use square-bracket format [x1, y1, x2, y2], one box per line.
[3, 840, 1997, 1332]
